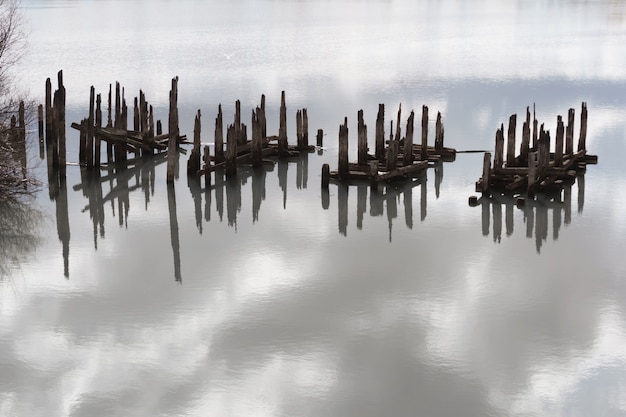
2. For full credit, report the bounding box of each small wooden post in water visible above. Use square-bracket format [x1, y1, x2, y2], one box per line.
[321, 163, 330, 189]
[203, 145, 211, 187]
[166, 77, 179, 183]
[420, 105, 428, 161]
[506, 114, 516, 166]
[520, 107, 530, 164]
[375, 103, 385, 160]
[435, 111, 444, 150]
[86, 86, 95, 169]
[95, 94, 102, 168]
[357, 109, 368, 165]
[56, 71, 66, 178]
[316, 128, 323, 147]
[251, 108, 263, 166]
[404, 111, 415, 165]
[225, 124, 237, 177]
[187, 109, 201, 176]
[532, 103, 538, 150]
[566, 108, 575, 156]
[279, 91, 288, 155]
[214, 104, 224, 163]
[338, 119, 349, 178]
[494, 124, 504, 170]
[481, 152, 491, 195]
[527, 151, 538, 196]
[577, 101, 587, 152]
[555, 115, 564, 167]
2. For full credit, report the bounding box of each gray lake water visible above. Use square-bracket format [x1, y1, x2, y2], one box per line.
[2, 1, 626, 416]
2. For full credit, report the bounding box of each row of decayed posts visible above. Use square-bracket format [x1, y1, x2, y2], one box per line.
[192, 91, 314, 188]
[476, 102, 596, 198]
[323, 103, 452, 189]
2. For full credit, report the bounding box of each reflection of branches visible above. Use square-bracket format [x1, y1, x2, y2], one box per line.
[0, 198, 42, 278]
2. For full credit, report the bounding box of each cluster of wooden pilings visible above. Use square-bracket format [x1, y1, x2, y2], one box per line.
[40, 71, 67, 180]
[6, 101, 28, 186]
[473, 102, 597, 201]
[194, 90, 314, 187]
[66, 76, 185, 176]
[321, 103, 455, 189]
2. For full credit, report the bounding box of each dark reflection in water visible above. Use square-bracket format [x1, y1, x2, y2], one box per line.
[0, 199, 42, 278]
[325, 170, 431, 241]
[476, 174, 585, 252]
[167, 182, 182, 283]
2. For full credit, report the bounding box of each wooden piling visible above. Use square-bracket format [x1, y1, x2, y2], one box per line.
[494, 124, 504, 169]
[56, 71, 66, 178]
[403, 111, 415, 165]
[235, 99, 243, 145]
[375, 103, 385, 160]
[279, 91, 288, 154]
[520, 106, 530, 163]
[577, 102, 587, 152]
[532, 103, 538, 150]
[387, 137, 398, 171]
[79, 119, 87, 164]
[357, 109, 368, 165]
[251, 108, 263, 166]
[303, 108, 309, 148]
[87, 86, 95, 168]
[316, 129, 323, 147]
[555, 115, 564, 167]
[481, 152, 491, 194]
[566, 108, 575, 155]
[95, 93, 102, 168]
[420, 105, 428, 161]
[527, 151, 538, 196]
[45, 78, 52, 147]
[338, 120, 349, 178]
[187, 109, 201, 176]
[296, 109, 303, 149]
[203, 145, 211, 187]
[506, 114, 516, 166]
[225, 124, 237, 177]
[435, 111, 444, 150]
[395, 104, 402, 142]
[38, 104, 44, 144]
[215, 104, 224, 163]
[321, 163, 330, 189]
[166, 77, 179, 183]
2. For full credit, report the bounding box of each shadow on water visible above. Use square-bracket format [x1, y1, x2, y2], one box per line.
[474, 173, 586, 253]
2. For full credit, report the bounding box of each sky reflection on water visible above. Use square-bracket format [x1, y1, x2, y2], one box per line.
[1, 0, 626, 416]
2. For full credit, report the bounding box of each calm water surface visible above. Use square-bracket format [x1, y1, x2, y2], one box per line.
[1, 1, 626, 416]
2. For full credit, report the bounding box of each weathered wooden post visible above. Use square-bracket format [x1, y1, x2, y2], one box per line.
[338, 119, 349, 178]
[577, 101, 587, 152]
[403, 111, 415, 165]
[45, 78, 52, 150]
[357, 109, 368, 165]
[260, 94, 267, 139]
[166, 77, 179, 183]
[203, 145, 211, 187]
[420, 105, 428, 161]
[435, 111, 444, 150]
[555, 115, 564, 167]
[537, 128, 550, 178]
[86, 86, 95, 169]
[133, 96, 140, 132]
[527, 151, 538, 196]
[321, 163, 330, 189]
[316, 128, 323, 147]
[251, 108, 263, 166]
[565, 108, 575, 156]
[214, 104, 224, 163]
[532, 103, 538, 150]
[387, 135, 398, 171]
[506, 114, 516, 166]
[481, 152, 491, 195]
[520, 106, 530, 164]
[235, 99, 243, 145]
[375, 103, 385, 160]
[279, 91, 288, 155]
[56, 71, 66, 178]
[303, 108, 308, 149]
[38, 104, 44, 144]
[369, 160, 379, 190]
[187, 109, 201, 176]
[225, 124, 237, 177]
[95, 94, 102, 168]
[395, 104, 402, 142]
[494, 124, 504, 170]
[296, 109, 303, 149]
